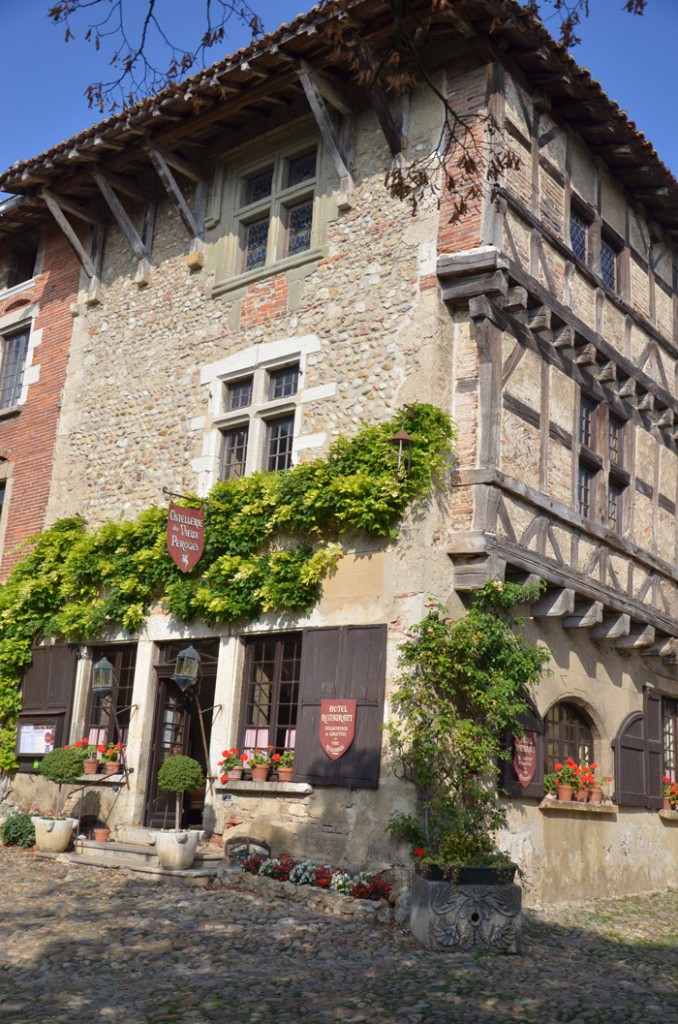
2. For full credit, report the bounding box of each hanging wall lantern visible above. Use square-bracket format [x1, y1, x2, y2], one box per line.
[173, 644, 200, 692]
[92, 656, 115, 695]
[389, 424, 413, 477]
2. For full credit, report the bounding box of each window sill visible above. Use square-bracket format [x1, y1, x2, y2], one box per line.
[76, 771, 129, 784]
[0, 403, 21, 421]
[216, 779, 312, 796]
[0, 278, 36, 303]
[212, 247, 324, 300]
[539, 797, 617, 815]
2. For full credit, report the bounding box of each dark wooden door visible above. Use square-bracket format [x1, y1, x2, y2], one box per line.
[143, 640, 218, 828]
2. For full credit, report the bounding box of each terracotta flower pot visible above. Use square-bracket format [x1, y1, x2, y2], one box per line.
[251, 765, 270, 782]
[589, 788, 603, 803]
[93, 827, 110, 843]
[277, 767, 294, 783]
[575, 788, 589, 803]
[83, 757, 100, 775]
[226, 767, 243, 782]
[556, 785, 573, 801]
[663, 796, 672, 811]
[103, 761, 122, 776]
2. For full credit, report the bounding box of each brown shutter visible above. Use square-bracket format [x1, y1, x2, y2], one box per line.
[502, 704, 544, 800]
[19, 645, 78, 744]
[294, 624, 387, 788]
[20, 648, 51, 710]
[614, 711, 647, 807]
[644, 686, 663, 810]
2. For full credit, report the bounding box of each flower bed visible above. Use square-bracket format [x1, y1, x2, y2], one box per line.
[242, 853, 392, 902]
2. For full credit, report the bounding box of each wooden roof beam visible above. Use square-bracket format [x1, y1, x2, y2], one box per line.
[146, 147, 202, 243]
[143, 143, 202, 183]
[93, 169, 147, 263]
[563, 602, 604, 629]
[296, 59, 353, 201]
[531, 588, 576, 617]
[41, 189, 97, 279]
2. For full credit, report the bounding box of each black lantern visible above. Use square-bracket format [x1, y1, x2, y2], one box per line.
[389, 424, 413, 476]
[92, 656, 115, 695]
[173, 644, 200, 692]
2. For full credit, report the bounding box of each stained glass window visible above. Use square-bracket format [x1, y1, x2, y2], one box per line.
[244, 169, 273, 205]
[287, 152, 316, 188]
[287, 200, 314, 257]
[243, 216, 270, 272]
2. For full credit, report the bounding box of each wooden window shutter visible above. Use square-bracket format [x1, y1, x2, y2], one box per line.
[502, 704, 544, 800]
[20, 648, 51, 710]
[644, 686, 663, 810]
[613, 711, 647, 807]
[22, 646, 78, 712]
[294, 624, 387, 788]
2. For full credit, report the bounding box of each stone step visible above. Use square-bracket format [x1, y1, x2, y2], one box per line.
[66, 853, 218, 887]
[73, 837, 223, 868]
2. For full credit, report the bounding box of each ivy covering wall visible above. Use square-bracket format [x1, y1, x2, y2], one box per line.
[0, 405, 454, 771]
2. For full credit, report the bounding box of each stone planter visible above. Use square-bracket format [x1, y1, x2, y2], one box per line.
[155, 830, 200, 870]
[31, 817, 76, 853]
[409, 868, 522, 953]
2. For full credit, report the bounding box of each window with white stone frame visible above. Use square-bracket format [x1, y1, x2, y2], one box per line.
[198, 335, 336, 493]
[217, 361, 300, 481]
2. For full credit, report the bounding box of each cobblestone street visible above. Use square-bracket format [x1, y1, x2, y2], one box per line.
[0, 847, 677, 1023]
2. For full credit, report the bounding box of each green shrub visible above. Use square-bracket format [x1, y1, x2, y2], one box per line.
[157, 755, 204, 794]
[157, 755, 204, 831]
[40, 747, 85, 786]
[0, 811, 35, 848]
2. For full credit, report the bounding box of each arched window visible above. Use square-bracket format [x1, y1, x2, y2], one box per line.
[545, 701, 593, 769]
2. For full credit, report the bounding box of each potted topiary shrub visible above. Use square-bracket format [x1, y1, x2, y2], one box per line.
[34, 746, 85, 852]
[155, 755, 205, 870]
[386, 580, 551, 953]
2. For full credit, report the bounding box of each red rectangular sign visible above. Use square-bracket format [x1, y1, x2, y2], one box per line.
[166, 502, 205, 573]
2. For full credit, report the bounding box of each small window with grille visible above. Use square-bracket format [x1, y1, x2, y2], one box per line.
[545, 702, 594, 769]
[570, 209, 589, 263]
[600, 238, 618, 290]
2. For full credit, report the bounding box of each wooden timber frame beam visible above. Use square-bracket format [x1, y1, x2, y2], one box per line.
[295, 59, 354, 206]
[145, 145, 205, 258]
[93, 169, 151, 283]
[41, 189, 97, 280]
[354, 40, 402, 158]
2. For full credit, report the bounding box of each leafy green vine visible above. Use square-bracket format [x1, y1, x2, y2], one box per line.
[0, 404, 454, 771]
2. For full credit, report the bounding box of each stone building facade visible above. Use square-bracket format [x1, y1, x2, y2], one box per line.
[2, 0, 678, 903]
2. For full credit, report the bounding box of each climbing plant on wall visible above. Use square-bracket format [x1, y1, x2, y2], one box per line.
[0, 404, 454, 771]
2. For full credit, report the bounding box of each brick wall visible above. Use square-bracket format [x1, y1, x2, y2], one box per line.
[0, 225, 80, 574]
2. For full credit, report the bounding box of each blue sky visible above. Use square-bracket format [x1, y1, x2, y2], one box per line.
[2, 0, 677, 182]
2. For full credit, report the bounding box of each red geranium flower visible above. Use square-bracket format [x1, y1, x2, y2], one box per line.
[272, 753, 281, 763]
[220, 774, 228, 784]
[554, 763, 563, 772]
[240, 752, 249, 762]
[413, 847, 425, 858]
